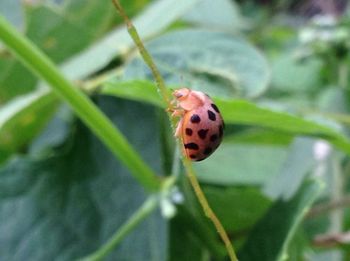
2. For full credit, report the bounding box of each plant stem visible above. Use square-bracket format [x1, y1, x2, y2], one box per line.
[110, 2, 238, 259]
[182, 158, 238, 261]
[111, 0, 172, 110]
[80, 195, 159, 261]
[0, 15, 160, 192]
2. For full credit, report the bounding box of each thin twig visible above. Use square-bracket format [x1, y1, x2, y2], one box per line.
[111, 0, 172, 109]
[111, 1, 238, 260]
[306, 195, 350, 218]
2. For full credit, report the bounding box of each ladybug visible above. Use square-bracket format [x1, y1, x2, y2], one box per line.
[171, 88, 224, 161]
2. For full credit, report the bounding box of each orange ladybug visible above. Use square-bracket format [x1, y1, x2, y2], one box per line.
[172, 88, 224, 161]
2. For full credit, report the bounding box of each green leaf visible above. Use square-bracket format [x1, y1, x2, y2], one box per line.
[183, 0, 245, 31]
[102, 80, 166, 108]
[271, 53, 323, 93]
[217, 99, 350, 154]
[0, 0, 23, 28]
[195, 140, 288, 186]
[61, 0, 201, 79]
[124, 29, 270, 98]
[263, 137, 317, 200]
[101, 79, 350, 155]
[0, 0, 123, 103]
[204, 187, 271, 233]
[0, 89, 58, 163]
[238, 179, 324, 261]
[0, 98, 167, 260]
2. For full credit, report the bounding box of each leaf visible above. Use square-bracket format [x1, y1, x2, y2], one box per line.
[204, 187, 271, 233]
[0, 97, 167, 260]
[263, 137, 318, 200]
[61, 0, 201, 79]
[195, 140, 288, 186]
[183, 0, 245, 31]
[124, 29, 270, 98]
[0, 0, 123, 103]
[238, 179, 324, 261]
[0, 89, 58, 164]
[101, 79, 350, 155]
[102, 80, 166, 108]
[0, 0, 23, 29]
[216, 99, 350, 154]
[271, 53, 323, 93]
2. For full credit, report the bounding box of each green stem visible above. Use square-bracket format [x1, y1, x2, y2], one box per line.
[182, 158, 238, 261]
[0, 15, 160, 191]
[110, 2, 238, 260]
[111, 0, 172, 110]
[80, 195, 159, 261]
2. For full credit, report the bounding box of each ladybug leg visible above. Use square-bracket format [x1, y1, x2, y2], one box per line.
[174, 117, 183, 137]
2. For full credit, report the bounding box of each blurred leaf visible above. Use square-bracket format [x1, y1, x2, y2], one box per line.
[263, 137, 317, 200]
[217, 99, 350, 154]
[0, 0, 23, 29]
[0, 97, 166, 260]
[102, 80, 165, 107]
[124, 29, 270, 98]
[0, 0, 123, 103]
[61, 0, 201, 79]
[271, 53, 323, 93]
[0, 59, 37, 105]
[204, 186, 271, 232]
[0, 89, 58, 164]
[238, 179, 324, 261]
[183, 0, 245, 31]
[195, 141, 288, 186]
[101, 79, 350, 155]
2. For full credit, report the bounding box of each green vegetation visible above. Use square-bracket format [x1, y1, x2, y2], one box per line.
[0, 0, 350, 260]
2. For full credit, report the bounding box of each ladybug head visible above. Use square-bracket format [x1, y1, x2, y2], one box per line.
[173, 88, 190, 101]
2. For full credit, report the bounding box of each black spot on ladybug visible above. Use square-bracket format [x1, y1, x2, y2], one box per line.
[219, 125, 223, 137]
[190, 114, 201, 123]
[189, 154, 197, 159]
[208, 110, 216, 121]
[198, 129, 209, 140]
[184, 143, 199, 150]
[210, 134, 218, 142]
[211, 103, 220, 113]
[203, 147, 213, 155]
[185, 128, 193, 136]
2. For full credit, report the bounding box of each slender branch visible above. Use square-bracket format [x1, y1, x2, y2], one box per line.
[80, 196, 159, 261]
[111, 0, 172, 109]
[111, 1, 238, 260]
[306, 195, 350, 218]
[182, 158, 238, 261]
[0, 15, 160, 192]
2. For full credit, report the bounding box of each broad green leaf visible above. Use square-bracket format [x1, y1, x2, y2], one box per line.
[0, 89, 58, 164]
[264, 137, 318, 200]
[204, 187, 271, 233]
[102, 79, 350, 155]
[183, 0, 245, 31]
[102, 80, 165, 107]
[61, 0, 201, 79]
[124, 29, 270, 98]
[238, 179, 324, 261]
[271, 53, 323, 93]
[0, 0, 23, 29]
[0, 0, 124, 103]
[0, 97, 166, 260]
[217, 99, 350, 154]
[195, 141, 288, 185]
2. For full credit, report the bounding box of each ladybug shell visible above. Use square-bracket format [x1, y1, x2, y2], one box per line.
[181, 100, 224, 161]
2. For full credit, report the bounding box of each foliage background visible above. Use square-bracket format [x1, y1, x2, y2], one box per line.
[1, 0, 350, 260]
